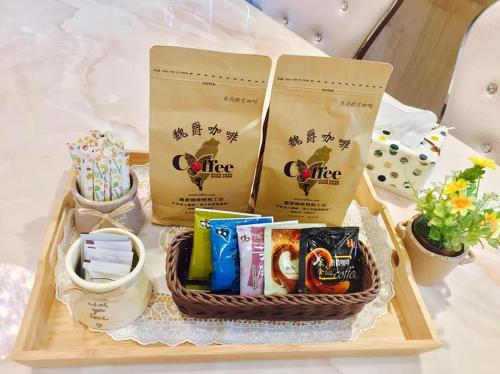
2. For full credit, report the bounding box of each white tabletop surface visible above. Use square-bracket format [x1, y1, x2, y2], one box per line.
[1, 0, 498, 373]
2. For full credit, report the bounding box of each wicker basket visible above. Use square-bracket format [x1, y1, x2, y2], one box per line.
[166, 231, 381, 321]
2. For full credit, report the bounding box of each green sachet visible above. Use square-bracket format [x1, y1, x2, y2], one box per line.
[187, 208, 259, 289]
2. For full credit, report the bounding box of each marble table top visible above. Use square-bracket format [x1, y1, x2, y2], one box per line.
[0, 0, 498, 373]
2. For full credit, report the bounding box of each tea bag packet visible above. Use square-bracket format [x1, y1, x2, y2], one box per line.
[237, 221, 297, 296]
[82, 247, 134, 282]
[255, 55, 392, 224]
[84, 240, 132, 252]
[79, 232, 134, 283]
[188, 208, 260, 290]
[86, 262, 132, 283]
[84, 247, 134, 264]
[264, 224, 326, 295]
[210, 217, 273, 294]
[298, 227, 362, 294]
[149, 46, 272, 225]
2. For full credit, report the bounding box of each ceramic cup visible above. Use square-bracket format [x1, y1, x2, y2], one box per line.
[72, 169, 145, 234]
[397, 216, 474, 286]
[64, 228, 152, 330]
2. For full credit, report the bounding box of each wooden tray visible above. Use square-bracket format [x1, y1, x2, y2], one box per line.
[13, 151, 440, 367]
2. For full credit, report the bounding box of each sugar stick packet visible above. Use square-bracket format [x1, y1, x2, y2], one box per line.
[67, 130, 129, 201]
[108, 149, 123, 200]
[79, 148, 94, 200]
[92, 154, 107, 202]
[120, 150, 130, 196]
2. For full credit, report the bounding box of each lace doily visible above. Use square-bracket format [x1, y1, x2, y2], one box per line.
[55, 164, 394, 346]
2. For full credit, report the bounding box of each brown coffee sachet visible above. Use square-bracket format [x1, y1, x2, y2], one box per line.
[149, 46, 271, 225]
[254, 55, 392, 224]
[298, 227, 362, 294]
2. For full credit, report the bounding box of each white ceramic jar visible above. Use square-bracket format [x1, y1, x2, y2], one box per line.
[64, 228, 151, 330]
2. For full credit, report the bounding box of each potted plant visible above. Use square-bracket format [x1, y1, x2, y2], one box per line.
[397, 157, 499, 286]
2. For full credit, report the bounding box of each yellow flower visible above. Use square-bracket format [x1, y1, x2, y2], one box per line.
[484, 212, 497, 222]
[469, 156, 497, 170]
[484, 212, 499, 234]
[444, 179, 468, 195]
[448, 194, 475, 216]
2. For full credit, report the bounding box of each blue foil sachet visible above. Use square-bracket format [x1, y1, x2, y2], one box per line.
[210, 217, 273, 294]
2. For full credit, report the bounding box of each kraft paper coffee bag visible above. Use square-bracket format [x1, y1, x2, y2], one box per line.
[254, 55, 392, 224]
[149, 46, 271, 225]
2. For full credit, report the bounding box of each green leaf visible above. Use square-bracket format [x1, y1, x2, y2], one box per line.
[480, 226, 493, 236]
[462, 214, 474, 227]
[433, 204, 446, 218]
[457, 166, 485, 182]
[428, 217, 443, 227]
[487, 238, 499, 249]
[429, 227, 442, 241]
[444, 216, 455, 226]
[425, 192, 433, 203]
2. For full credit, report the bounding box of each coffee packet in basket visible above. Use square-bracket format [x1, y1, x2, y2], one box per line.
[237, 221, 297, 296]
[298, 227, 362, 294]
[254, 55, 392, 224]
[149, 46, 271, 225]
[188, 208, 260, 290]
[210, 216, 273, 294]
[263, 224, 325, 295]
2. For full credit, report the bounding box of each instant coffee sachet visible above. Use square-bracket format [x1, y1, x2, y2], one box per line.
[298, 227, 362, 294]
[149, 46, 271, 225]
[254, 55, 392, 224]
[237, 221, 297, 296]
[264, 224, 325, 295]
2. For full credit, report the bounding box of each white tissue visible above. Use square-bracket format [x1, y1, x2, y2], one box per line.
[375, 99, 437, 149]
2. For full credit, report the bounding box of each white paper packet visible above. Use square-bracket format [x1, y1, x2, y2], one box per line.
[90, 260, 131, 275]
[86, 269, 128, 283]
[84, 240, 132, 251]
[83, 247, 133, 265]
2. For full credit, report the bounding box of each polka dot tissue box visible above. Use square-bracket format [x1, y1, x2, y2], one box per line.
[367, 125, 448, 199]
